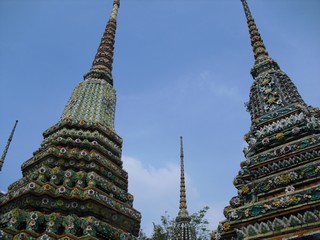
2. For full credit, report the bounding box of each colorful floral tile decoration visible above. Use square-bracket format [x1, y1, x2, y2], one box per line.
[0, 0, 141, 239]
[213, 1, 320, 239]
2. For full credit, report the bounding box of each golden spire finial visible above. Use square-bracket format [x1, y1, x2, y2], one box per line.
[240, 0, 269, 60]
[84, 0, 121, 85]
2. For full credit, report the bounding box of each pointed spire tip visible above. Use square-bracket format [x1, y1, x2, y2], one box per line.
[240, 0, 269, 60]
[0, 120, 18, 172]
[113, 0, 120, 7]
[85, 0, 121, 84]
[178, 136, 189, 219]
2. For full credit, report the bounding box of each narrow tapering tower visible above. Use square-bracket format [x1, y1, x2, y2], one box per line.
[0, 120, 18, 172]
[61, 0, 120, 128]
[173, 137, 196, 240]
[0, 1, 141, 239]
[178, 136, 189, 219]
[213, 1, 320, 239]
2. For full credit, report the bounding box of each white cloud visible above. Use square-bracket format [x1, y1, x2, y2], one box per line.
[163, 70, 243, 110]
[123, 156, 180, 198]
[123, 156, 227, 237]
[205, 202, 227, 232]
[198, 70, 241, 100]
[123, 156, 198, 236]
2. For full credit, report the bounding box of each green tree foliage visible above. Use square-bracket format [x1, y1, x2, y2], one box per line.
[144, 206, 210, 240]
[151, 211, 174, 240]
[138, 229, 150, 240]
[190, 206, 210, 240]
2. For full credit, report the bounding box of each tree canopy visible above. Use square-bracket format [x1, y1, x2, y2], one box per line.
[139, 206, 211, 240]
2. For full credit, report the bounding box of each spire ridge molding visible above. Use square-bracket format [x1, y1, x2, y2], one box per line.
[84, 0, 121, 85]
[240, 0, 308, 126]
[0, 120, 18, 172]
[59, 0, 122, 128]
[240, 0, 269, 61]
[178, 136, 189, 219]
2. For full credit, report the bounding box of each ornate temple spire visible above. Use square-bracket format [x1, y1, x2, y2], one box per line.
[214, 3, 320, 240]
[240, 0, 281, 78]
[178, 136, 189, 218]
[239, 0, 307, 124]
[0, 1, 141, 238]
[174, 137, 196, 240]
[240, 0, 269, 61]
[0, 120, 18, 172]
[213, 3, 320, 240]
[84, 0, 120, 85]
[59, 0, 121, 128]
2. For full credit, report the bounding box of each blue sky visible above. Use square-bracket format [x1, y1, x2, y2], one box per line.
[1, 0, 319, 236]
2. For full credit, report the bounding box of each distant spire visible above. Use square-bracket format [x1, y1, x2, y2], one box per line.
[240, 0, 269, 61]
[178, 136, 189, 219]
[0, 120, 18, 172]
[84, 0, 120, 85]
[174, 137, 196, 240]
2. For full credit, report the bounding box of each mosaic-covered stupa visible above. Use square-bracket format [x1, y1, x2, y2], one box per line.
[213, 0, 320, 239]
[0, 0, 141, 239]
[173, 137, 196, 240]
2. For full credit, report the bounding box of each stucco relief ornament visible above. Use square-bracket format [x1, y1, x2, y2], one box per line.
[39, 167, 46, 174]
[264, 204, 272, 211]
[276, 133, 285, 140]
[292, 127, 300, 134]
[230, 196, 243, 207]
[288, 172, 298, 181]
[303, 194, 312, 199]
[264, 87, 272, 94]
[230, 210, 239, 220]
[58, 186, 66, 194]
[42, 198, 49, 205]
[30, 213, 38, 220]
[285, 185, 295, 194]
[279, 196, 290, 207]
[249, 137, 257, 147]
[262, 137, 270, 145]
[29, 220, 36, 226]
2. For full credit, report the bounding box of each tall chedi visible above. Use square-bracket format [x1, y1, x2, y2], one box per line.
[0, 0, 141, 239]
[213, 0, 320, 239]
[173, 137, 196, 240]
